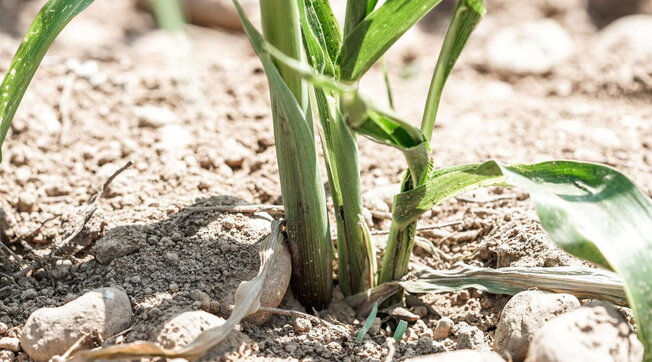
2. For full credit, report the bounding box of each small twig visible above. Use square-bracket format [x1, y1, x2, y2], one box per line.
[60, 331, 100, 359]
[187, 205, 285, 216]
[102, 327, 132, 345]
[14, 162, 133, 279]
[53, 161, 133, 254]
[10, 215, 60, 244]
[0, 240, 22, 262]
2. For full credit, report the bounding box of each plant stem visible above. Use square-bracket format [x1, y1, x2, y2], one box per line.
[259, 0, 332, 309]
[311, 87, 376, 297]
[150, 0, 186, 33]
[379, 0, 485, 293]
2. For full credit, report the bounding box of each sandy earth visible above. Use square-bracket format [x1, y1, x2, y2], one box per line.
[0, 0, 651, 361]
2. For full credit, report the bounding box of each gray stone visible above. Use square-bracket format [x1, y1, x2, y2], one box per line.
[525, 302, 643, 362]
[494, 291, 580, 361]
[20, 288, 132, 361]
[455, 322, 487, 350]
[92, 225, 145, 264]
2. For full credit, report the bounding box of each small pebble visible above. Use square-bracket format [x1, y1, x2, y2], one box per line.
[292, 317, 312, 333]
[17, 192, 36, 213]
[165, 252, 179, 265]
[369, 317, 382, 336]
[0, 350, 15, 361]
[391, 307, 420, 323]
[0, 322, 7, 335]
[169, 283, 179, 293]
[412, 306, 429, 318]
[190, 289, 210, 303]
[0, 337, 20, 352]
[433, 317, 454, 339]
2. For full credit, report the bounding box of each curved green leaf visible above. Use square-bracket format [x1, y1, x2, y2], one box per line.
[394, 160, 652, 358]
[421, 0, 486, 140]
[340, 0, 444, 82]
[0, 0, 95, 161]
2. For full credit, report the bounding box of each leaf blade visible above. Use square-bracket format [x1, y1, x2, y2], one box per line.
[393, 160, 652, 358]
[340, 0, 445, 82]
[0, 0, 95, 161]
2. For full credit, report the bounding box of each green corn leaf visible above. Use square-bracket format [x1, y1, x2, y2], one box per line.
[421, 0, 486, 140]
[300, 0, 341, 76]
[356, 302, 379, 342]
[298, 1, 336, 77]
[393, 162, 507, 226]
[0, 0, 95, 161]
[393, 320, 408, 341]
[393, 160, 652, 358]
[343, 0, 372, 36]
[341, 92, 431, 184]
[340, 0, 445, 82]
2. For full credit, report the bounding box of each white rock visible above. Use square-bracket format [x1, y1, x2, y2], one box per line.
[221, 139, 251, 168]
[156, 310, 249, 360]
[486, 19, 575, 75]
[134, 105, 178, 128]
[406, 350, 505, 362]
[494, 291, 580, 361]
[525, 302, 643, 362]
[433, 317, 454, 340]
[159, 124, 193, 153]
[20, 288, 132, 361]
[0, 337, 20, 352]
[593, 15, 652, 55]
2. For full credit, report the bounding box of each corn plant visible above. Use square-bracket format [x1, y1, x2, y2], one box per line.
[2, 0, 652, 360]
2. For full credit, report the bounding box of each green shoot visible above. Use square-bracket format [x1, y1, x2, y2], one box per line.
[393, 320, 408, 341]
[355, 302, 378, 342]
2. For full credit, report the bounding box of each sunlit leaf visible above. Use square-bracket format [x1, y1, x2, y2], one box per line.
[0, 0, 95, 161]
[355, 302, 378, 342]
[340, 0, 445, 81]
[393, 160, 652, 358]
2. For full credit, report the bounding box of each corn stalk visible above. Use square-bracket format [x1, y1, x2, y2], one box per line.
[256, 0, 333, 309]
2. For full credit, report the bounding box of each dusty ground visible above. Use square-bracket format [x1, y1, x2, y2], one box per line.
[0, 0, 651, 361]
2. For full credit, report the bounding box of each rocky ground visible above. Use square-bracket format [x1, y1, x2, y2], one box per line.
[0, 0, 651, 361]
